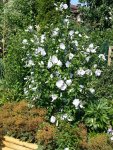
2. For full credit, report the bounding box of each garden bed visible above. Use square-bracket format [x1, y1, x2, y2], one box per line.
[1, 136, 38, 150]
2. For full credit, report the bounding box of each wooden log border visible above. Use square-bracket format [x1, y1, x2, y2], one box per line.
[1, 136, 38, 150]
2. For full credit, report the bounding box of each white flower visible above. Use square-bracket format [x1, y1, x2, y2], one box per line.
[74, 40, 78, 47]
[22, 39, 28, 45]
[50, 116, 56, 123]
[47, 61, 53, 69]
[77, 69, 85, 77]
[69, 30, 74, 36]
[75, 31, 79, 34]
[80, 85, 84, 89]
[85, 35, 89, 39]
[89, 43, 94, 49]
[64, 148, 69, 150]
[56, 80, 67, 91]
[24, 89, 28, 95]
[69, 53, 74, 60]
[62, 4, 68, 9]
[52, 28, 59, 36]
[89, 88, 95, 94]
[41, 34, 46, 43]
[90, 48, 96, 53]
[64, 19, 69, 24]
[60, 43, 65, 50]
[86, 48, 90, 53]
[60, 83, 67, 91]
[98, 54, 106, 61]
[66, 79, 72, 86]
[60, 3, 68, 10]
[31, 72, 34, 75]
[50, 74, 53, 78]
[51, 55, 59, 64]
[51, 94, 58, 102]
[32, 87, 37, 91]
[29, 84, 32, 88]
[57, 60, 62, 67]
[61, 114, 68, 120]
[65, 61, 70, 68]
[28, 25, 33, 32]
[95, 69, 102, 76]
[107, 127, 112, 133]
[80, 104, 84, 108]
[31, 80, 35, 83]
[54, 27, 59, 31]
[79, 34, 82, 37]
[85, 69, 92, 76]
[72, 99, 80, 108]
[79, 85, 84, 92]
[111, 137, 113, 141]
[56, 80, 64, 89]
[52, 31, 58, 36]
[56, 50, 58, 53]
[40, 49, 46, 56]
[27, 60, 35, 67]
[35, 47, 46, 56]
[85, 56, 90, 62]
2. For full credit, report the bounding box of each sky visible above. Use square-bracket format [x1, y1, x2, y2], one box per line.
[71, 0, 79, 4]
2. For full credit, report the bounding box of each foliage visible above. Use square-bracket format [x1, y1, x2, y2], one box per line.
[36, 0, 70, 28]
[37, 123, 57, 150]
[3, 0, 38, 32]
[83, 99, 112, 131]
[88, 28, 113, 56]
[79, 0, 113, 30]
[3, 31, 31, 100]
[55, 122, 79, 150]
[0, 0, 39, 59]
[0, 101, 47, 143]
[88, 133, 113, 150]
[94, 64, 113, 101]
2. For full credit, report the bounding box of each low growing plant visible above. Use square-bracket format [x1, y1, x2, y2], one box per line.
[0, 101, 47, 143]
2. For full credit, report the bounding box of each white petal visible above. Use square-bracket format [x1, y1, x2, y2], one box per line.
[50, 116, 56, 123]
[69, 53, 74, 60]
[66, 79, 72, 86]
[72, 99, 80, 108]
[56, 80, 64, 88]
[61, 83, 67, 91]
[65, 61, 70, 68]
[57, 60, 62, 67]
[51, 55, 58, 64]
[60, 43, 65, 50]
[47, 61, 53, 69]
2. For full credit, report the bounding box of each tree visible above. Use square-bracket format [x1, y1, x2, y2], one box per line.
[79, 0, 113, 30]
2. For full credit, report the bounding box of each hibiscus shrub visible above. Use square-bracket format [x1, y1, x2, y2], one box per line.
[21, 3, 107, 129]
[2, 2, 112, 149]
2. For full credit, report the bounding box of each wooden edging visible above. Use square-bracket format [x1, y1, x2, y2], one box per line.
[2, 136, 38, 150]
[108, 46, 113, 66]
